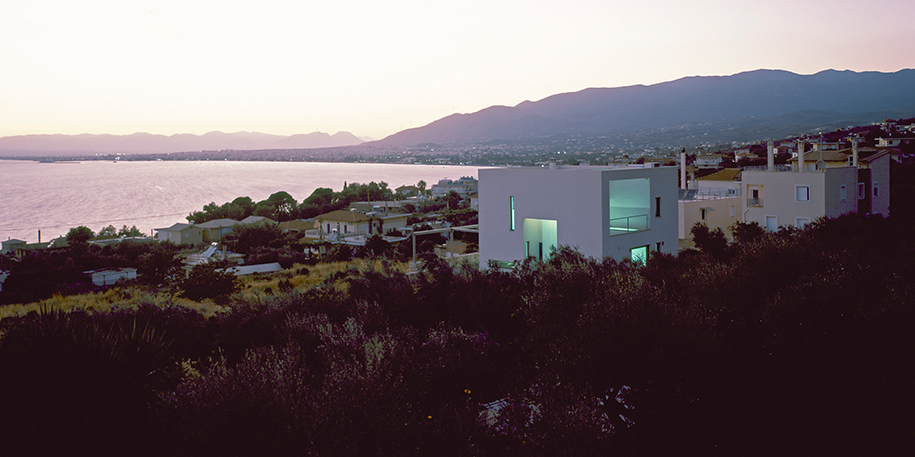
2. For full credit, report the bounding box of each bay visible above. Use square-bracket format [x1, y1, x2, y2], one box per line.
[0, 160, 484, 244]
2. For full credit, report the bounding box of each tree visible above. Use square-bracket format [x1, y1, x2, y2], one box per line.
[98, 225, 117, 237]
[690, 223, 729, 260]
[117, 225, 144, 237]
[729, 220, 766, 244]
[444, 190, 463, 210]
[179, 263, 241, 302]
[65, 226, 94, 245]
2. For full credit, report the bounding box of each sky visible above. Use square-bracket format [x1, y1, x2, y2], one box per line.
[1, 0, 913, 141]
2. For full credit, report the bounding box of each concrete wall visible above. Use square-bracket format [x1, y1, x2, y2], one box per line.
[479, 166, 677, 268]
[678, 196, 741, 239]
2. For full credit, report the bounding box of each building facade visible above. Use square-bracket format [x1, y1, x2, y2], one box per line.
[479, 165, 678, 268]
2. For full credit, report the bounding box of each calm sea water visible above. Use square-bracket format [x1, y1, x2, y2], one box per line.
[0, 160, 485, 244]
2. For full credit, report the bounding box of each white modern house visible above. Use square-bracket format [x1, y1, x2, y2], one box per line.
[478, 164, 678, 268]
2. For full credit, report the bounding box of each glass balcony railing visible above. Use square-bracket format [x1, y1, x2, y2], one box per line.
[747, 197, 763, 207]
[608, 214, 649, 235]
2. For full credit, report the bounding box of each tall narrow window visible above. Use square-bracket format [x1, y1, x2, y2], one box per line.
[858, 183, 865, 199]
[840, 185, 847, 202]
[874, 182, 880, 197]
[509, 196, 515, 231]
[655, 197, 661, 217]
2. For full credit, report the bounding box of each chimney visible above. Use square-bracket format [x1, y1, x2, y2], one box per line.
[797, 140, 805, 172]
[680, 150, 687, 190]
[767, 141, 775, 172]
[852, 139, 859, 167]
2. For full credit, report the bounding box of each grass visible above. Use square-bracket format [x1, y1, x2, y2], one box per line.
[0, 259, 412, 323]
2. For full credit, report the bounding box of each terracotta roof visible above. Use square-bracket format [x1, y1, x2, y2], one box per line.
[698, 168, 742, 182]
[790, 150, 849, 162]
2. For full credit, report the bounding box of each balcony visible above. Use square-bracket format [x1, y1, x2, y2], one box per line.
[747, 197, 763, 207]
[608, 214, 649, 235]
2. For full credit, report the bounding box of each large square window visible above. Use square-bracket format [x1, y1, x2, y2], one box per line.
[608, 178, 650, 234]
[796, 185, 810, 202]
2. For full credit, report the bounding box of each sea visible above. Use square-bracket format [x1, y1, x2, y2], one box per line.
[0, 160, 487, 244]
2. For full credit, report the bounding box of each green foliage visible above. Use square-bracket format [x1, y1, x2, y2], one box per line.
[179, 263, 242, 302]
[118, 224, 144, 237]
[4, 212, 915, 455]
[66, 225, 95, 244]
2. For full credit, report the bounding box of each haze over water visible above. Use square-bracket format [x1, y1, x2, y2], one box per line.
[0, 160, 483, 244]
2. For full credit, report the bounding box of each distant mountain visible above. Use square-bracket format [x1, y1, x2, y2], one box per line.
[0, 131, 363, 157]
[375, 69, 915, 146]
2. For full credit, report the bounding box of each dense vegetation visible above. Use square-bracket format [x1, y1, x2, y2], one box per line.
[1, 211, 914, 455]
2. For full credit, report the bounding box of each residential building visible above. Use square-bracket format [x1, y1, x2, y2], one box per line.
[478, 164, 677, 268]
[154, 223, 203, 245]
[196, 218, 240, 243]
[431, 177, 478, 199]
[678, 187, 742, 239]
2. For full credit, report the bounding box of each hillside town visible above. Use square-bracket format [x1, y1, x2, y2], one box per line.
[3, 120, 914, 291]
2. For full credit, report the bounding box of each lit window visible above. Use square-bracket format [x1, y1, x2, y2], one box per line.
[796, 185, 810, 202]
[509, 196, 515, 231]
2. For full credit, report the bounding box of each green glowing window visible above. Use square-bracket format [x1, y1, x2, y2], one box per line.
[509, 196, 515, 231]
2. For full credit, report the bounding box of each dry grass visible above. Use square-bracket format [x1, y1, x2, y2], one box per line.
[0, 259, 410, 323]
[237, 259, 410, 299]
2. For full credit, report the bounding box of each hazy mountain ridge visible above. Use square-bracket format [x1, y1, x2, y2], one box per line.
[0, 131, 363, 156]
[375, 69, 915, 146]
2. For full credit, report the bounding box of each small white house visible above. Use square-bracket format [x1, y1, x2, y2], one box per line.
[478, 164, 678, 268]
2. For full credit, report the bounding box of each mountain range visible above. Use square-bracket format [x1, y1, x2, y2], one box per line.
[3, 69, 915, 158]
[0, 131, 364, 157]
[374, 69, 915, 146]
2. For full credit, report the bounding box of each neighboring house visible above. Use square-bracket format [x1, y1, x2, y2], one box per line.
[877, 137, 915, 148]
[1, 239, 27, 256]
[349, 201, 406, 213]
[431, 177, 478, 199]
[696, 168, 742, 193]
[196, 218, 240, 243]
[678, 187, 742, 240]
[315, 210, 380, 238]
[155, 223, 204, 245]
[478, 165, 678, 268]
[84, 267, 137, 286]
[239, 215, 276, 225]
[694, 154, 727, 169]
[395, 185, 420, 197]
[468, 193, 479, 210]
[789, 150, 850, 171]
[856, 150, 891, 216]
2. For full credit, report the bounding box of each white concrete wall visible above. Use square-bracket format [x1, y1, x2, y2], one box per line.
[479, 166, 677, 267]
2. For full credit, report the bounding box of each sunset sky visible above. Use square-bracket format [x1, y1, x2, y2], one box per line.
[2, 0, 912, 140]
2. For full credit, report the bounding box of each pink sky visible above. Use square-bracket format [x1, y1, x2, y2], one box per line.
[1, 0, 912, 140]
